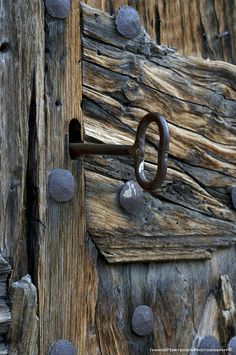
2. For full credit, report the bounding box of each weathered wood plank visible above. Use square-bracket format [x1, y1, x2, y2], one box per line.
[219, 275, 236, 346]
[36, 2, 100, 354]
[94, 248, 236, 354]
[8, 275, 39, 355]
[0, 0, 43, 279]
[81, 3, 236, 263]
[83, 0, 236, 63]
[0, 255, 11, 353]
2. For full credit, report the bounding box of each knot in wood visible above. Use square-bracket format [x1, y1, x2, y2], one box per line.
[115, 6, 141, 39]
[198, 336, 221, 355]
[119, 180, 143, 215]
[45, 0, 71, 19]
[48, 169, 75, 202]
[131, 305, 154, 336]
[50, 340, 76, 354]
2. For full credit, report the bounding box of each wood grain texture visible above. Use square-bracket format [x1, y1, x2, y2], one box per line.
[82, 0, 236, 63]
[1, 1, 100, 353]
[8, 275, 39, 355]
[0, 255, 11, 354]
[219, 275, 236, 346]
[94, 248, 236, 354]
[81, 3, 236, 263]
[0, 0, 43, 280]
[36, 1, 100, 354]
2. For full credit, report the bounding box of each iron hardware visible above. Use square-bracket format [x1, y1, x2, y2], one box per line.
[45, 0, 71, 19]
[48, 169, 75, 202]
[69, 112, 169, 192]
[132, 305, 154, 336]
[119, 180, 143, 215]
[115, 6, 141, 39]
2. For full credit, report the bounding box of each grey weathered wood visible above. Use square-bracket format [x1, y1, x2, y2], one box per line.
[0, 0, 44, 280]
[94, 248, 236, 354]
[8, 275, 39, 355]
[81, 3, 236, 263]
[0, 255, 11, 353]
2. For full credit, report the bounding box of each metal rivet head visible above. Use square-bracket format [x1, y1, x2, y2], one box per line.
[45, 0, 71, 19]
[132, 305, 154, 336]
[50, 340, 76, 354]
[228, 336, 236, 355]
[48, 169, 75, 202]
[119, 180, 143, 215]
[231, 186, 236, 209]
[115, 6, 141, 39]
[198, 336, 220, 355]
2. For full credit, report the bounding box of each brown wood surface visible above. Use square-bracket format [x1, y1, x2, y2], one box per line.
[1, 1, 98, 354]
[80, 4, 236, 353]
[81, 3, 236, 263]
[8, 275, 39, 354]
[1, 1, 236, 354]
[37, 1, 98, 353]
[83, 0, 236, 63]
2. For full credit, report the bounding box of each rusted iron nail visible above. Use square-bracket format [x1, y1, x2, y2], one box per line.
[216, 31, 229, 38]
[115, 6, 141, 39]
[231, 186, 236, 209]
[197, 336, 220, 355]
[45, 0, 71, 19]
[119, 181, 143, 215]
[48, 169, 75, 202]
[228, 336, 236, 355]
[132, 305, 154, 336]
[50, 340, 76, 354]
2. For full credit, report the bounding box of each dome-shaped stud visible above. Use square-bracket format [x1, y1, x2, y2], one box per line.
[48, 168, 75, 202]
[197, 335, 221, 355]
[45, 0, 71, 19]
[115, 6, 141, 39]
[132, 305, 154, 336]
[119, 180, 143, 215]
[228, 336, 236, 355]
[231, 186, 236, 209]
[50, 340, 76, 354]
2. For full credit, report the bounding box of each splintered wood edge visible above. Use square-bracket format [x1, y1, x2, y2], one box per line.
[8, 275, 39, 354]
[0, 255, 12, 350]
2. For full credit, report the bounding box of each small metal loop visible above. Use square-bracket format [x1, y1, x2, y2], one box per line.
[134, 112, 169, 191]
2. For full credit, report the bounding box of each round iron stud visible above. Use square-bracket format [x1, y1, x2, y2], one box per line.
[197, 336, 221, 355]
[132, 305, 154, 336]
[228, 336, 236, 355]
[45, 0, 71, 19]
[119, 180, 143, 215]
[115, 6, 141, 39]
[50, 339, 76, 354]
[48, 169, 75, 202]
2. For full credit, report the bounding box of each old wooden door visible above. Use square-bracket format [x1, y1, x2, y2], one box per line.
[1, 1, 236, 354]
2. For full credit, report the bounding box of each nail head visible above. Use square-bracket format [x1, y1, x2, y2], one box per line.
[132, 305, 154, 336]
[119, 180, 143, 215]
[45, 0, 71, 19]
[115, 6, 141, 39]
[198, 336, 220, 355]
[48, 168, 75, 202]
[50, 340, 76, 355]
[228, 336, 236, 355]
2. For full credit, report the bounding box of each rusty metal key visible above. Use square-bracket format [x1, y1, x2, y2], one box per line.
[69, 112, 169, 192]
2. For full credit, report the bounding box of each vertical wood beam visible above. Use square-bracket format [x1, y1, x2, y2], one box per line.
[40, 1, 99, 353]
